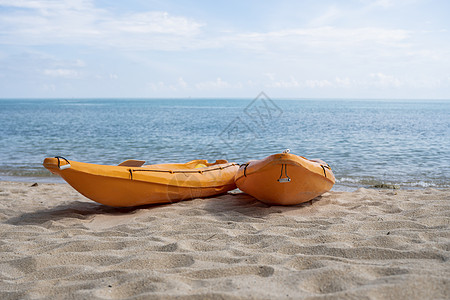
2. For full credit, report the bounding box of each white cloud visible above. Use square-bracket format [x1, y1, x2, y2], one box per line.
[237, 26, 410, 50]
[0, 0, 204, 50]
[75, 59, 86, 67]
[146, 77, 191, 91]
[269, 77, 300, 88]
[103, 12, 202, 35]
[305, 79, 333, 88]
[43, 68, 79, 78]
[335, 77, 353, 88]
[195, 78, 230, 90]
[266, 76, 342, 89]
[263, 73, 275, 81]
[369, 72, 402, 88]
[147, 81, 175, 91]
[263, 74, 431, 91]
[178, 77, 188, 88]
[42, 83, 56, 92]
[0, 0, 413, 53]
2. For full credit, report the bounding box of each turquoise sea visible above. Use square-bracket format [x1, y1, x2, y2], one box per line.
[0, 98, 449, 191]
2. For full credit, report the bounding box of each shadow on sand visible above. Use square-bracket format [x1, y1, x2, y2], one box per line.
[6, 199, 170, 226]
[6, 191, 322, 226]
[200, 191, 322, 222]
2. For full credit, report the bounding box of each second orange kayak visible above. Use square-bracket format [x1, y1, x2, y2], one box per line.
[235, 151, 335, 205]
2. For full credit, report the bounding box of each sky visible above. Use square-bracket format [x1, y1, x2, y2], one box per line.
[0, 0, 449, 99]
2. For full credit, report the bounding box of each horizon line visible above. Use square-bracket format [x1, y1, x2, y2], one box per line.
[1, 97, 450, 101]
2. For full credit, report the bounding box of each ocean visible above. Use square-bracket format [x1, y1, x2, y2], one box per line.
[0, 97, 449, 191]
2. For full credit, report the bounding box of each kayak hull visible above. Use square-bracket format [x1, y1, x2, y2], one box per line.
[44, 157, 239, 207]
[235, 153, 335, 205]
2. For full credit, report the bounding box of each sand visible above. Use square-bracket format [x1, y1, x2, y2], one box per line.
[0, 181, 448, 299]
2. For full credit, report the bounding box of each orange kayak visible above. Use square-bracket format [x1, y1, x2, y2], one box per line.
[43, 157, 239, 207]
[235, 151, 335, 205]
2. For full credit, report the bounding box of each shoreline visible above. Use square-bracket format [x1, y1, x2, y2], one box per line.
[1, 177, 447, 193]
[0, 181, 448, 299]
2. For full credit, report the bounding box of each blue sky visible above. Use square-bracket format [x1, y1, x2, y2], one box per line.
[0, 0, 449, 99]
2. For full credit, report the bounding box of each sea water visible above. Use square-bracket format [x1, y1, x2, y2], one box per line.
[0, 98, 449, 190]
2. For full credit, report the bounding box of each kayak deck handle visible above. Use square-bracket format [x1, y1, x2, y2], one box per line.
[277, 164, 291, 183]
[55, 156, 71, 170]
[278, 177, 291, 183]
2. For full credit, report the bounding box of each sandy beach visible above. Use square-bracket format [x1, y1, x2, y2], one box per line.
[0, 181, 448, 299]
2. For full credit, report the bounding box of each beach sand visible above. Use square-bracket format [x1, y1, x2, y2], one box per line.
[0, 181, 448, 299]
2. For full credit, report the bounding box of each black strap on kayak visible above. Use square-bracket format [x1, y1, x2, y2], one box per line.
[55, 156, 70, 169]
[241, 163, 250, 177]
[321, 165, 327, 178]
[130, 163, 238, 175]
[277, 164, 291, 183]
[129, 169, 133, 180]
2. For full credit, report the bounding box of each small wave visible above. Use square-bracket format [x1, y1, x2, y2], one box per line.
[336, 177, 449, 189]
[0, 168, 53, 178]
[0, 175, 64, 183]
